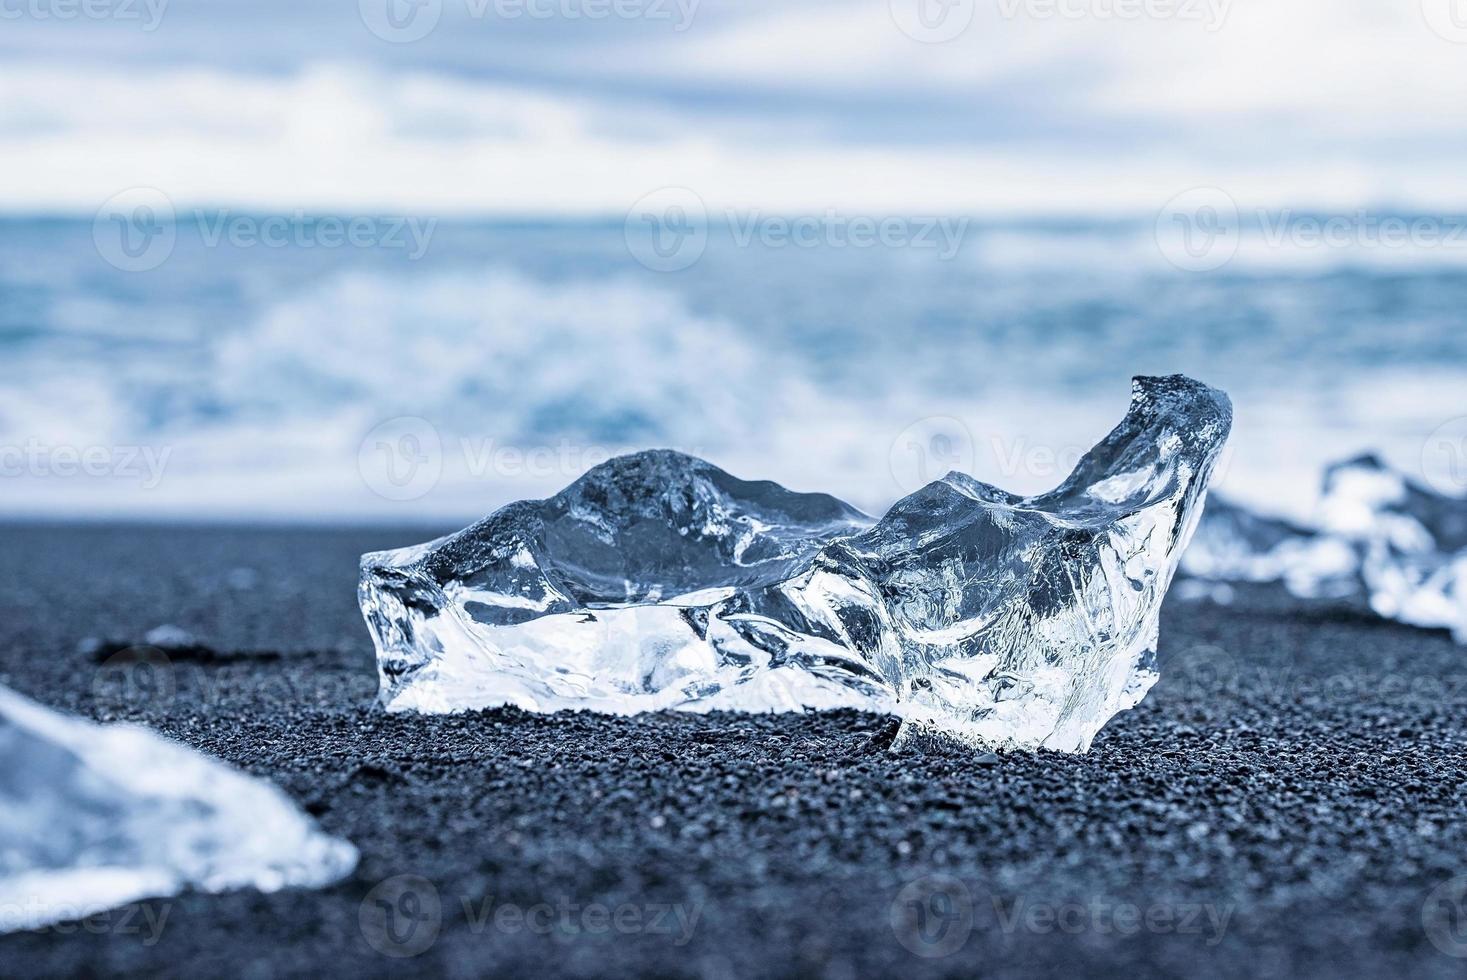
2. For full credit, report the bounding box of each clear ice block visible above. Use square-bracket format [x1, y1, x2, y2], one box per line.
[361, 375, 1232, 752]
[0, 686, 357, 933]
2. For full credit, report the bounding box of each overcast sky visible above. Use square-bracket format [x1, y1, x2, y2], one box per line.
[4, 0, 1466, 213]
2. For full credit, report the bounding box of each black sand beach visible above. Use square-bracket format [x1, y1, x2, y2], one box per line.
[2, 522, 1465, 978]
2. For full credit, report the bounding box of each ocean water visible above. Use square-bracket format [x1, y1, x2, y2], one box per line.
[2, 215, 1465, 522]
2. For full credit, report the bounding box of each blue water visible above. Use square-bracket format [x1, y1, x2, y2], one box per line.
[2, 216, 1465, 521]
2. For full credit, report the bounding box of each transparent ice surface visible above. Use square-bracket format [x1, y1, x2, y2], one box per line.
[0, 686, 357, 933]
[361, 376, 1232, 752]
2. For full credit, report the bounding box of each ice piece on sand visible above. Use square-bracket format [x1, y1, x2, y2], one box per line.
[1183, 454, 1467, 642]
[1319, 454, 1467, 640]
[1181, 495, 1361, 599]
[143, 624, 198, 649]
[361, 375, 1232, 753]
[0, 686, 357, 933]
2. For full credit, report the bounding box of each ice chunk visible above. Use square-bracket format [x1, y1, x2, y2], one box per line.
[361, 376, 1232, 752]
[1320, 454, 1467, 640]
[143, 624, 198, 649]
[1181, 495, 1360, 599]
[0, 685, 357, 933]
[1182, 454, 1467, 641]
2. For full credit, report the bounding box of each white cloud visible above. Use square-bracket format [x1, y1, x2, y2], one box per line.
[4, 0, 1467, 216]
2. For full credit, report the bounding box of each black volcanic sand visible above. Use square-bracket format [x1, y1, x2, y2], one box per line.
[1, 522, 1465, 979]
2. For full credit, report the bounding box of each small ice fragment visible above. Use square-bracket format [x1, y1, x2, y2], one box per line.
[0, 685, 357, 933]
[1322, 454, 1467, 640]
[143, 624, 197, 649]
[1183, 454, 1467, 641]
[1182, 495, 1360, 599]
[1172, 579, 1236, 605]
[360, 376, 1232, 753]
